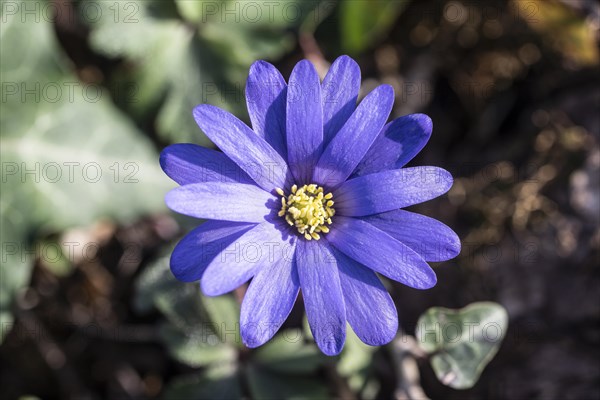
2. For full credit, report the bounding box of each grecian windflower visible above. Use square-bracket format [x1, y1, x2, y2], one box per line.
[160, 56, 460, 355]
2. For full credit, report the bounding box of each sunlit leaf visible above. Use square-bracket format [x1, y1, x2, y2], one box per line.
[340, 0, 411, 54]
[512, 0, 599, 66]
[202, 294, 241, 347]
[338, 325, 376, 392]
[0, 9, 169, 341]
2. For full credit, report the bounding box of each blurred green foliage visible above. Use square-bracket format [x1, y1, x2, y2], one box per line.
[0, 6, 170, 343]
[340, 0, 411, 54]
[136, 251, 332, 399]
[83, 0, 319, 145]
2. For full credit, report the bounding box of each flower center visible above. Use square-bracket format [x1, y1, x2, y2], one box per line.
[276, 184, 335, 240]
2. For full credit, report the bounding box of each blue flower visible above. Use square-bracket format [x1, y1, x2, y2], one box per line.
[160, 56, 460, 355]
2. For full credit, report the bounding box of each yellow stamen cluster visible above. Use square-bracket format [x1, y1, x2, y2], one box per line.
[276, 184, 335, 240]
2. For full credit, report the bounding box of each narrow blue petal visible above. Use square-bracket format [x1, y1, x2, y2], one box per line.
[241, 240, 299, 348]
[362, 210, 461, 262]
[328, 217, 437, 289]
[246, 60, 287, 158]
[171, 221, 255, 282]
[165, 182, 272, 222]
[322, 55, 361, 146]
[353, 114, 432, 177]
[160, 143, 253, 186]
[296, 239, 346, 355]
[333, 248, 398, 345]
[201, 222, 293, 296]
[193, 104, 290, 191]
[313, 85, 394, 189]
[335, 167, 453, 216]
[286, 60, 323, 184]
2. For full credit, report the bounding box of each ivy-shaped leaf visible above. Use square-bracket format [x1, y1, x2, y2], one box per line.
[0, 6, 170, 341]
[416, 301, 509, 389]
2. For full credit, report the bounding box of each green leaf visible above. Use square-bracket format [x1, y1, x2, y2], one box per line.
[82, 0, 215, 146]
[1, 8, 170, 343]
[37, 238, 73, 277]
[253, 329, 327, 375]
[135, 250, 214, 334]
[83, 0, 317, 145]
[153, 283, 207, 332]
[201, 294, 241, 347]
[133, 251, 180, 314]
[0, 310, 15, 345]
[0, 11, 170, 233]
[416, 302, 509, 389]
[246, 365, 330, 400]
[159, 322, 236, 367]
[0, 207, 32, 344]
[163, 363, 242, 400]
[176, 0, 320, 29]
[340, 0, 411, 54]
[135, 251, 237, 366]
[337, 325, 376, 392]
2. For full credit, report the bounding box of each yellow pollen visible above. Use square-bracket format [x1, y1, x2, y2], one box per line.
[276, 184, 335, 240]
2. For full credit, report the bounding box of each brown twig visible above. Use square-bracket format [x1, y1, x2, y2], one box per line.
[390, 333, 429, 400]
[299, 32, 329, 79]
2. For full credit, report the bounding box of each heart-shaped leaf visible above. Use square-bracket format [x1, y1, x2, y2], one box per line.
[416, 302, 508, 389]
[1, 10, 170, 341]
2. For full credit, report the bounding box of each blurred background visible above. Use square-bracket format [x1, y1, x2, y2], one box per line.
[1, 0, 599, 399]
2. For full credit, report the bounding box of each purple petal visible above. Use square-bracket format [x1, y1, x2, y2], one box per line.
[165, 182, 272, 222]
[334, 248, 398, 345]
[240, 240, 299, 348]
[313, 85, 394, 189]
[286, 60, 323, 184]
[160, 143, 253, 186]
[201, 222, 294, 296]
[322, 55, 361, 146]
[193, 104, 289, 191]
[296, 239, 346, 355]
[246, 61, 287, 158]
[171, 220, 255, 282]
[362, 210, 460, 262]
[335, 167, 453, 217]
[327, 217, 437, 289]
[353, 114, 433, 177]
